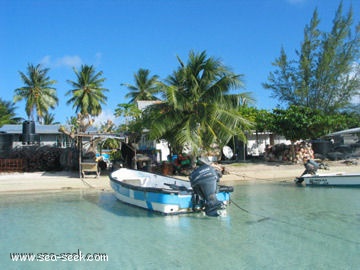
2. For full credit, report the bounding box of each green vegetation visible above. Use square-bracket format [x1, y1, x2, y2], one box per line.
[42, 113, 60, 125]
[263, 3, 359, 113]
[0, 98, 22, 127]
[66, 65, 108, 117]
[122, 68, 160, 103]
[139, 51, 253, 156]
[14, 63, 58, 123]
[114, 103, 143, 143]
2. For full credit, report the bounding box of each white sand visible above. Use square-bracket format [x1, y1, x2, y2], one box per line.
[0, 171, 111, 193]
[0, 160, 358, 193]
[222, 160, 359, 183]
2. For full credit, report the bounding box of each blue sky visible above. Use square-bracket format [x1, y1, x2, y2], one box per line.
[0, 0, 358, 126]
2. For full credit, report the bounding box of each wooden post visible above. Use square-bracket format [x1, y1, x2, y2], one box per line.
[78, 136, 82, 178]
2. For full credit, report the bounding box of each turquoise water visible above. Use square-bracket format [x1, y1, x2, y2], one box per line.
[1, 182, 359, 270]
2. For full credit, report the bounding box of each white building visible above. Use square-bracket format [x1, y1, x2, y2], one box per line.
[246, 132, 290, 157]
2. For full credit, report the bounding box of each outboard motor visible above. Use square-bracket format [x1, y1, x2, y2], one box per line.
[189, 164, 224, 216]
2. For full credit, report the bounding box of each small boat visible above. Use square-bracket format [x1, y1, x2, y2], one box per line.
[295, 172, 360, 187]
[294, 158, 360, 187]
[109, 165, 233, 216]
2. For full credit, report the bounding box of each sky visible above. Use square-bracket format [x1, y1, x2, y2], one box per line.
[0, 0, 359, 126]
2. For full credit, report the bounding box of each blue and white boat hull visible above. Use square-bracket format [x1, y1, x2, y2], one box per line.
[296, 172, 360, 187]
[109, 168, 232, 215]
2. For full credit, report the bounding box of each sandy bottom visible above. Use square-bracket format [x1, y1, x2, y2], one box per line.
[0, 160, 358, 193]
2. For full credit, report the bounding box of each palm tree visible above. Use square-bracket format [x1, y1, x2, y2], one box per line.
[42, 113, 60, 125]
[115, 103, 142, 118]
[142, 51, 254, 157]
[66, 65, 108, 117]
[122, 68, 160, 103]
[0, 98, 23, 126]
[14, 64, 58, 122]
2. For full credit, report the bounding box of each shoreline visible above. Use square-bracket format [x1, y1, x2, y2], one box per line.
[0, 160, 358, 194]
[0, 171, 112, 194]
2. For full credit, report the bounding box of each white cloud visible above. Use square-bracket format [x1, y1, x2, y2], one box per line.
[39, 53, 102, 69]
[39, 55, 83, 69]
[94, 52, 102, 66]
[54, 55, 83, 68]
[93, 110, 121, 128]
[349, 62, 360, 105]
[40, 55, 51, 66]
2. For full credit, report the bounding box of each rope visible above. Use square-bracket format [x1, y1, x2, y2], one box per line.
[227, 171, 292, 182]
[80, 178, 96, 189]
[230, 199, 270, 222]
[230, 198, 360, 245]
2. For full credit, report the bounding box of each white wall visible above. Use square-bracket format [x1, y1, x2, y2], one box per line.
[156, 140, 170, 162]
[247, 133, 290, 156]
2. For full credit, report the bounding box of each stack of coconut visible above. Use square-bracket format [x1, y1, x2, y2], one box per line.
[264, 141, 314, 163]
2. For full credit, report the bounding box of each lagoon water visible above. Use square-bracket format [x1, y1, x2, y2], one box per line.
[1, 182, 359, 270]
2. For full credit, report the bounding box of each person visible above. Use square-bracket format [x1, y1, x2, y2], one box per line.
[96, 155, 107, 171]
[301, 157, 319, 176]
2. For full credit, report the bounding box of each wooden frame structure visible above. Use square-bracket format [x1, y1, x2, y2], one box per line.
[75, 133, 126, 178]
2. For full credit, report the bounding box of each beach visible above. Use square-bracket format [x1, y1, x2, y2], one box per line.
[0, 160, 358, 193]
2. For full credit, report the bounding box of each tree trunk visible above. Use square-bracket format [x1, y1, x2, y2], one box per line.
[290, 140, 296, 162]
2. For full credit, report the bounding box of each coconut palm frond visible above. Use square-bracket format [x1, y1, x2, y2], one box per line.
[14, 63, 57, 121]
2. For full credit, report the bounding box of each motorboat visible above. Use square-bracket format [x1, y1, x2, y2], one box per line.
[294, 158, 360, 186]
[109, 165, 233, 216]
[295, 172, 360, 186]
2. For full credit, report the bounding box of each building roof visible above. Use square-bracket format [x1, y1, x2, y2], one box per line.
[327, 127, 360, 136]
[136, 100, 162, 111]
[0, 124, 98, 134]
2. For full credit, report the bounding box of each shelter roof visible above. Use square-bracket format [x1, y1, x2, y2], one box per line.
[326, 127, 360, 136]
